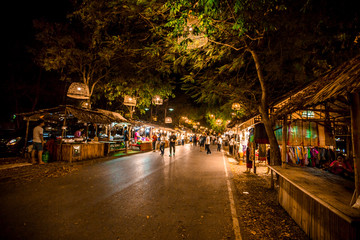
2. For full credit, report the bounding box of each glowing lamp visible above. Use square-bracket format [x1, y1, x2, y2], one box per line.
[67, 82, 90, 99]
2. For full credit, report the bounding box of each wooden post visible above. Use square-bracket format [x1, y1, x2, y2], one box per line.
[282, 115, 288, 168]
[86, 124, 89, 141]
[270, 169, 274, 189]
[350, 92, 360, 205]
[59, 108, 67, 162]
[23, 119, 30, 156]
[253, 142, 257, 174]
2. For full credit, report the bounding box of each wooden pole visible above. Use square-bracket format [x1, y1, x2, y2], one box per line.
[350, 92, 360, 205]
[23, 119, 30, 157]
[270, 169, 274, 189]
[59, 108, 67, 162]
[282, 115, 288, 168]
[253, 141, 257, 174]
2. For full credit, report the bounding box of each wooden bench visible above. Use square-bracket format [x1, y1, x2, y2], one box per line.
[269, 165, 360, 240]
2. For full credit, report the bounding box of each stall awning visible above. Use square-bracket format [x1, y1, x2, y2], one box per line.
[17, 105, 128, 124]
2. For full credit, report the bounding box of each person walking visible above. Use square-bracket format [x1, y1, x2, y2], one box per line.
[229, 137, 234, 155]
[245, 146, 252, 173]
[199, 134, 205, 152]
[205, 133, 211, 154]
[181, 134, 185, 145]
[193, 134, 197, 146]
[31, 119, 46, 164]
[124, 126, 129, 154]
[152, 134, 157, 152]
[217, 136, 222, 151]
[159, 134, 165, 156]
[169, 132, 177, 156]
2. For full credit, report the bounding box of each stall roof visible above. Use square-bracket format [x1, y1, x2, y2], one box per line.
[274, 55, 360, 117]
[131, 120, 177, 132]
[17, 105, 128, 124]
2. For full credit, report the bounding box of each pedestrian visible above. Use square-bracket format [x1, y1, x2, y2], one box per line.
[205, 133, 211, 154]
[74, 128, 84, 138]
[229, 137, 234, 155]
[245, 146, 252, 173]
[193, 134, 197, 146]
[152, 134, 157, 152]
[159, 134, 165, 156]
[266, 147, 271, 174]
[181, 134, 185, 145]
[31, 119, 46, 164]
[169, 132, 177, 156]
[199, 134, 205, 152]
[124, 126, 129, 154]
[45, 134, 56, 162]
[217, 136, 222, 151]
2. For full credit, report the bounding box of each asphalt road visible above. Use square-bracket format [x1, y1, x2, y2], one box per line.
[0, 144, 236, 240]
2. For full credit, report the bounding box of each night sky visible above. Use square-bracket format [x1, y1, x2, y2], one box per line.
[2, 1, 72, 123]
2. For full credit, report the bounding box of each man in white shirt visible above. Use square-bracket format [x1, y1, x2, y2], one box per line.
[32, 120, 46, 164]
[217, 136, 223, 151]
[205, 133, 211, 154]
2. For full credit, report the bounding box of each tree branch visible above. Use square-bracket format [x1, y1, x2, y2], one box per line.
[208, 39, 245, 51]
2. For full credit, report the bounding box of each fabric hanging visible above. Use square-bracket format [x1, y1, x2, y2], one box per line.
[254, 123, 269, 144]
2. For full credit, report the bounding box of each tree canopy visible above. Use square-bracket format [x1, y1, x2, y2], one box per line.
[32, 0, 360, 135]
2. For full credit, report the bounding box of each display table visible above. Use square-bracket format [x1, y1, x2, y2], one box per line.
[131, 141, 152, 151]
[101, 141, 125, 155]
[56, 142, 105, 162]
[269, 165, 360, 240]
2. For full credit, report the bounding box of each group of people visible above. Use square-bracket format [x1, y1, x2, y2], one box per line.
[151, 132, 177, 156]
[191, 133, 224, 154]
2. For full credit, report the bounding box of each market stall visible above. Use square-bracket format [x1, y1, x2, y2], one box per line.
[268, 56, 360, 239]
[18, 105, 128, 162]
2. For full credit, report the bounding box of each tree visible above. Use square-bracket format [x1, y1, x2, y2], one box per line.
[33, 17, 123, 101]
[158, 0, 360, 165]
[70, 0, 175, 115]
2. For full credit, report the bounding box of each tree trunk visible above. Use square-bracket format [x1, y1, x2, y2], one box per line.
[249, 49, 281, 165]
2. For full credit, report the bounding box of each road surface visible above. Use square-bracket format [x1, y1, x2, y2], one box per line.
[0, 144, 238, 240]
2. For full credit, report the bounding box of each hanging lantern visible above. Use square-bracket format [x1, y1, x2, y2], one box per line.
[231, 102, 241, 111]
[226, 120, 231, 124]
[67, 82, 90, 99]
[193, 125, 198, 129]
[209, 114, 215, 119]
[124, 95, 136, 106]
[177, 16, 208, 50]
[165, 117, 172, 123]
[80, 101, 91, 109]
[216, 119, 223, 125]
[152, 95, 163, 105]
